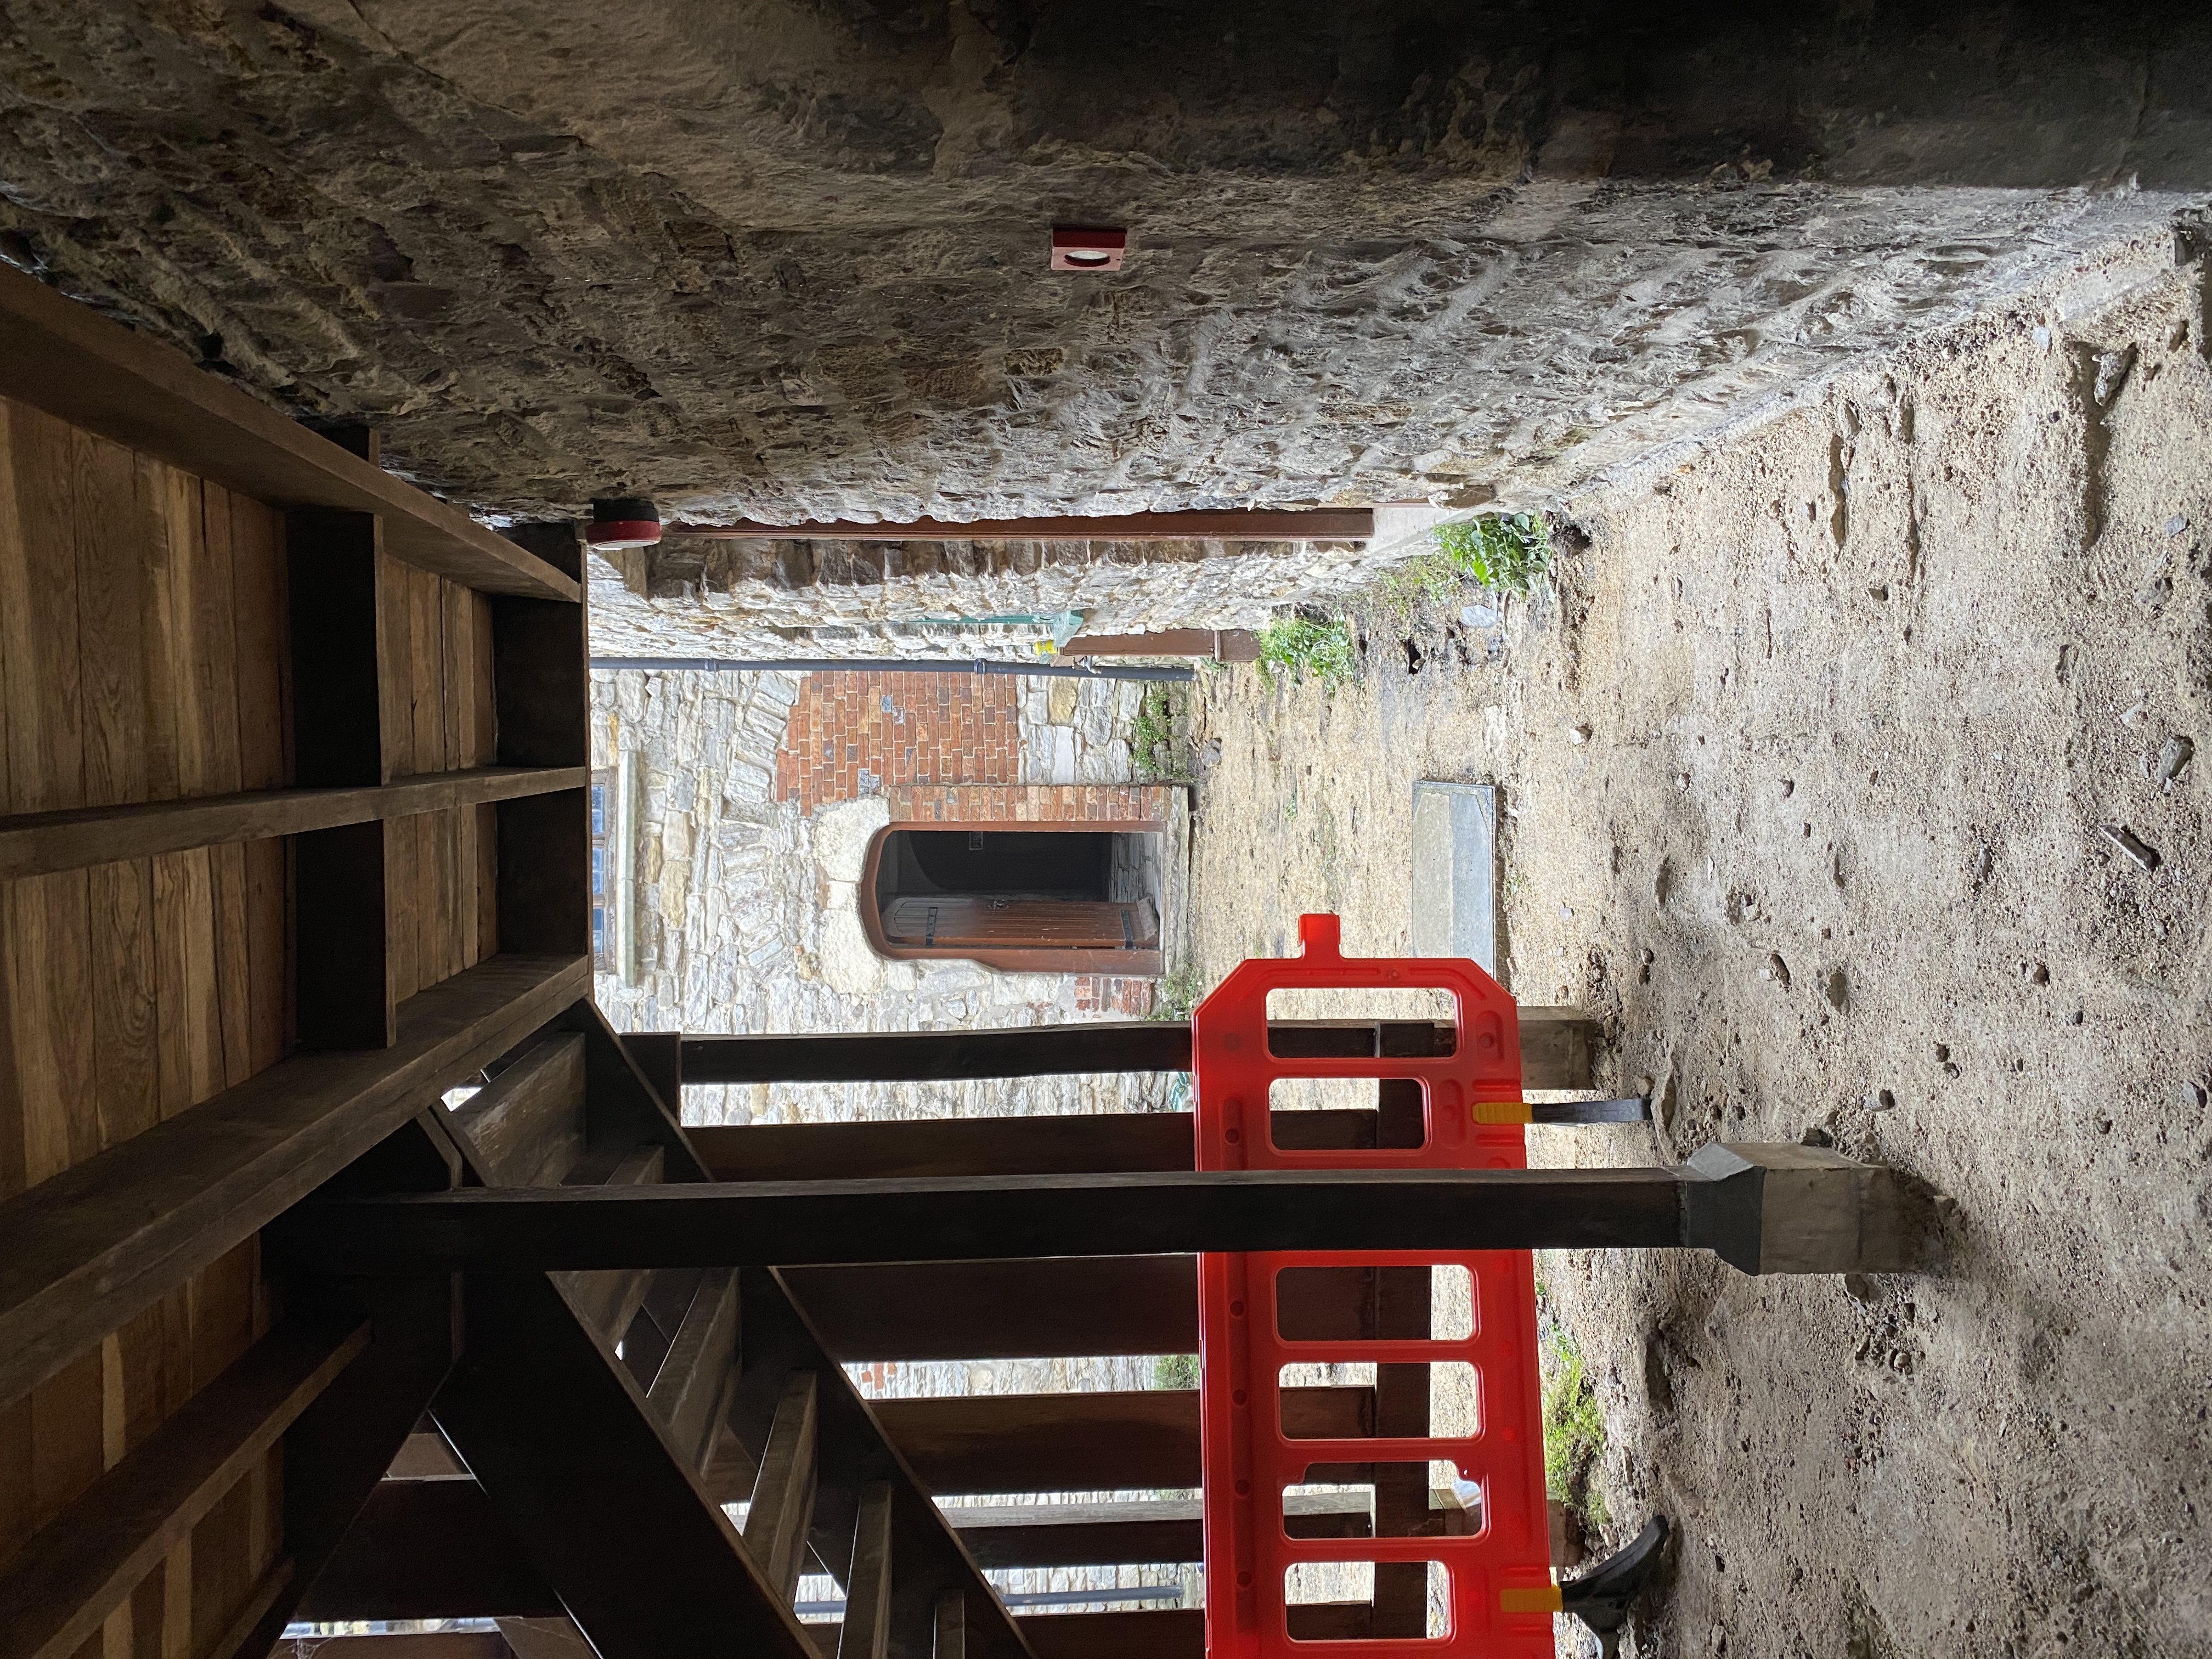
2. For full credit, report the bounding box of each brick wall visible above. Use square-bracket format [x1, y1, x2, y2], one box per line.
[887, 783, 1172, 826]
[774, 670, 1022, 812]
[1074, 975, 1156, 1016]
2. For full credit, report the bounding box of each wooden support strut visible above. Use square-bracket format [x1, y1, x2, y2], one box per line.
[0, 261, 576, 599]
[671, 1011, 1598, 1092]
[0, 951, 589, 1410]
[274, 1146, 1915, 1277]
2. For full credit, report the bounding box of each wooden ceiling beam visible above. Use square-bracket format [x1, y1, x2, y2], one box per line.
[672, 1009, 1598, 1092]
[0, 765, 586, 879]
[0, 264, 575, 599]
[663, 509, 1373, 543]
[272, 1165, 1692, 1273]
[0, 952, 589, 1409]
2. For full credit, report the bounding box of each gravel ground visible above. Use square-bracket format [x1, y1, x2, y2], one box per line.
[1182, 245, 2212, 1657]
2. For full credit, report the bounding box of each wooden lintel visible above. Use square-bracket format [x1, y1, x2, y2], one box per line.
[663, 509, 1373, 543]
[0, 263, 576, 600]
[0, 951, 590, 1410]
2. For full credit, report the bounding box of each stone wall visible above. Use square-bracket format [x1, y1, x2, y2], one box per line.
[590, 666, 1175, 1126]
[591, 534, 1409, 658]
[4, 4, 2203, 528]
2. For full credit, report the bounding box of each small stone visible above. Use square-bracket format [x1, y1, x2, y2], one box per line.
[1800, 1125, 1833, 1147]
[1780, 778, 1795, 798]
[1871, 1088, 1897, 1111]
[1675, 772, 1691, 791]
[1933, 1043, 1950, 1062]
[2183, 1081, 2209, 1110]
[2098, 823, 2162, 871]
[1767, 952, 1791, 990]
[1640, 947, 1655, 964]
[2121, 701, 2150, 729]
[2164, 515, 2189, 538]
[2137, 577, 2172, 612]
[2155, 735, 2194, 785]
[1567, 723, 1591, 745]
[2068, 1009, 2085, 1025]
[1635, 1075, 1655, 1097]
[1560, 904, 1575, 919]
[1824, 967, 1849, 1010]
[1843, 1273, 1883, 1305]
[1868, 583, 1889, 601]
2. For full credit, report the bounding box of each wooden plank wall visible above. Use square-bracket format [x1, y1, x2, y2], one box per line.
[376, 554, 499, 993]
[0, 393, 496, 1659]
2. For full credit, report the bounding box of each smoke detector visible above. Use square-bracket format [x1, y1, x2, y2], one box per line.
[586, 496, 662, 549]
[1051, 227, 1127, 272]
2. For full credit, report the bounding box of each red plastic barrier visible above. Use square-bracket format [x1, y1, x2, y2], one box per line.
[1193, 915, 1556, 1655]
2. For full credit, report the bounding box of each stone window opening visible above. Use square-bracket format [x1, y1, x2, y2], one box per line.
[862, 826, 1164, 974]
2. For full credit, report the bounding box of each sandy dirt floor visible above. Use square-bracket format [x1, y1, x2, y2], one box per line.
[1183, 247, 2212, 1657]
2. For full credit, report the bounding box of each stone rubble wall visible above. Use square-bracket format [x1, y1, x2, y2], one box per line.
[590, 666, 1173, 1125]
[590, 537, 1405, 660]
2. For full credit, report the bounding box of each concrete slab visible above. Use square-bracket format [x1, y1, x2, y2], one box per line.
[1410, 782, 1499, 978]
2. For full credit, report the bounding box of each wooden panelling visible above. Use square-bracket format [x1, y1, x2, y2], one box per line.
[374, 555, 501, 1002]
[0, 391, 463, 1659]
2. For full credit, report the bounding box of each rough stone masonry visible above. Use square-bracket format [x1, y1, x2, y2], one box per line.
[0, 2, 2207, 526]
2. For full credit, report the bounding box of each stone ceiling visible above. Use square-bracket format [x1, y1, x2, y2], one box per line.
[0, 1, 2207, 521]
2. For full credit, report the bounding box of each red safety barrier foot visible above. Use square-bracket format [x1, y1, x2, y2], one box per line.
[1194, 915, 1556, 1655]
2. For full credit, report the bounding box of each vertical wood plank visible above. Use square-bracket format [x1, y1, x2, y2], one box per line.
[470, 594, 496, 767]
[72, 428, 149, 810]
[409, 566, 444, 777]
[208, 844, 254, 1089]
[244, 838, 286, 1073]
[386, 817, 419, 1004]
[30, 1344, 103, 1525]
[161, 471, 211, 800]
[376, 551, 411, 785]
[152, 850, 222, 1114]
[228, 495, 287, 793]
[475, 802, 499, 962]
[191, 484, 242, 797]
[137, 461, 185, 805]
[443, 580, 471, 771]
[455, 803, 481, 969]
[0, 397, 86, 812]
[0, 400, 16, 817]
[7, 870, 97, 1182]
[89, 859, 160, 1152]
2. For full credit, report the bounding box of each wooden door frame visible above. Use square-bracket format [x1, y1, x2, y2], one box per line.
[859, 822, 1164, 977]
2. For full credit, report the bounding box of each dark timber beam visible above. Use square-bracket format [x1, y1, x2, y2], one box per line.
[0, 1314, 369, 1659]
[430, 1271, 821, 1659]
[693, 1098, 1642, 1186]
[0, 766, 589, 879]
[674, 1011, 1598, 1090]
[0, 263, 575, 599]
[274, 1146, 1914, 1277]
[783, 1257, 1195, 1361]
[0, 951, 589, 1409]
[662, 509, 1373, 543]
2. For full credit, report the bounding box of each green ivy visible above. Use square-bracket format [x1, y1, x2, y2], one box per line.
[1432, 512, 1553, 595]
[1254, 616, 1356, 692]
[1152, 1353, 1200, 1390]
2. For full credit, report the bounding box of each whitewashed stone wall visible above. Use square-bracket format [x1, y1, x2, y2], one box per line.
[589, 666, 1175, 1125]
[588, 530, 1434, 661]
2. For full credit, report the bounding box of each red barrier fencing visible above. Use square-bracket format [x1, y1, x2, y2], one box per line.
[1194, 915, 1557, 1655]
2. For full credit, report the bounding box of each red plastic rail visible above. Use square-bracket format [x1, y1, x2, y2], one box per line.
[1193, 914, 1556, 1655]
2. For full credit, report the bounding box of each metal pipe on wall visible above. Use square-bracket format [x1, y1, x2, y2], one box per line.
[589, 656, 1195, 682]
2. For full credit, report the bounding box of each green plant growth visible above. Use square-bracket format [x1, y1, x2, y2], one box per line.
[1254, 615, 1357, 692]
[1432, 512, 1553, 595]
[1149, 967, 1202, 1020]
[1129, 682, 1188, 782]
[1153, 1353, 1200, 1390]
[1541, 1326, 1609, 1528]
